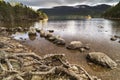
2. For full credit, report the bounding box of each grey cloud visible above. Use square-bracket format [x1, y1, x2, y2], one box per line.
[5, 0, 119, 8]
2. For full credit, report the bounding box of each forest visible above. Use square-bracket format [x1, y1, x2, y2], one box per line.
[103, 1, 120, 19]
[0, 1, 48, 22]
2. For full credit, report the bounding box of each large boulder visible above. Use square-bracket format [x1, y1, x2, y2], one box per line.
[28, 27, 36, 35]
[87, 52, 117, 69]
[67, 41, 83, 50]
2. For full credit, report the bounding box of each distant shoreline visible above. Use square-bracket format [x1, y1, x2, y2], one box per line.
[104, 17, 120, 20]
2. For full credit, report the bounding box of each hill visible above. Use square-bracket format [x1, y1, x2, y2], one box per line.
[38, 4, 111, 20]
[103, 2, 120, 19]
[0, 1, 48, 22]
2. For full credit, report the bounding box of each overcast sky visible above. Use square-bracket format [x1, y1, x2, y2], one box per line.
[5, 0, 119, 10]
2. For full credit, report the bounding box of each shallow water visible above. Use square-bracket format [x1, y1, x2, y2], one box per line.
[11, 18, 120, 80]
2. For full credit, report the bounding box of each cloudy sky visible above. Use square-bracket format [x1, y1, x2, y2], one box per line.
[5, 0, 119, 10]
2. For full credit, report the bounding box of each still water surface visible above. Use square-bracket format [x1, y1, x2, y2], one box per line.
[12, 18, 120, 80]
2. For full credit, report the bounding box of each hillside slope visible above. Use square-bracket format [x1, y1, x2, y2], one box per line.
[38, 4, 111, 19]
[103, 2, 120, 19]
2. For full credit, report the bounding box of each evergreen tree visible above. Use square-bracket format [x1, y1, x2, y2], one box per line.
[103, 2, 120, 19]
[0, 1, 48, 21]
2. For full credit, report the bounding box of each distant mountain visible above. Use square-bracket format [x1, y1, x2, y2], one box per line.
[103, 2, 120, 19]
[38, 4, 111, 20]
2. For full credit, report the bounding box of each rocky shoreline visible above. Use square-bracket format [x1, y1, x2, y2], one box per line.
[0, 34, 101, 80]
[0, 26, 119, 80]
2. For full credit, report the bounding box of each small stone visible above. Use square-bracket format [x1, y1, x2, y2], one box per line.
[23, 28, 28, 31]
[36, 28, 41, 32]
[17, 44, 23, 48]
[31, 76, 42, 80]
[114, 35, 120, 38]
[84, 46, 90, 50]
[28, 27, 37, 35]
[110, 37, 117, 41]
[0, 42, 4, 48]
[67, 41, 83, 50]
[17, 27, 23, 32]
[71, 65, 78, 71]
[45, 32, 53, 38]
[79, 48, 86, 52]
[40, 30, 46, 37]
[58, 78, 63, 80]
[92, 76, 100, 80]
[118, 40, 120, 43]
[48, 36, 56, 41]
[48, 30, 54, 33]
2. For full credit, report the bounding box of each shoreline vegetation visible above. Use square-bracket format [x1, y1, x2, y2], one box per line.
[44, 15, 92, 20]
[103, 2, 120, 20]
[0, 1, 48, 22]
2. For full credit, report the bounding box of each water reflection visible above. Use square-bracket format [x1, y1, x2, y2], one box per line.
[10, 18, 120, 42]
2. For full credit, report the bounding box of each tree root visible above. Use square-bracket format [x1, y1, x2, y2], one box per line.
[0, 52, 99, 80]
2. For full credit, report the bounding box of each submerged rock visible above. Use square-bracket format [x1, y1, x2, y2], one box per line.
[87, 52, 117, 69]
[54, 37, 65, 45]
[67, 41, 83, 50]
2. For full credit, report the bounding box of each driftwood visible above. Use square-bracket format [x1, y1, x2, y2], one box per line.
[0, 52, 98, 80]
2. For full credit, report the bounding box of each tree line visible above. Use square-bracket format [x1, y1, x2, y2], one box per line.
[0, 1, 48, 22]
[103, 2, 120, 19]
